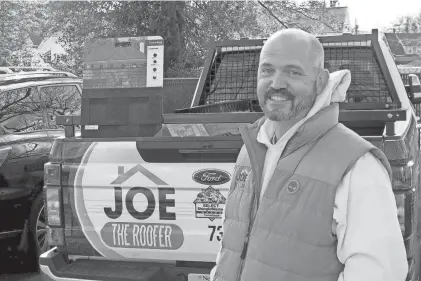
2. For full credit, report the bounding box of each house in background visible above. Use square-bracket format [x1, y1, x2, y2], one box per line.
[398, 33, 421, 55]
[36, 33, 67, 64]
[384, 32, 421, 65]
[295, 0, 352, 35]
[323, 0, 352, 34]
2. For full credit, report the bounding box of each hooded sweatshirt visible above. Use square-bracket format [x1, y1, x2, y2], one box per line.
[255, 70, 408, 281]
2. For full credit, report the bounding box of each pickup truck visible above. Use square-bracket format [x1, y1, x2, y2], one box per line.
[40, 29, 421, 281]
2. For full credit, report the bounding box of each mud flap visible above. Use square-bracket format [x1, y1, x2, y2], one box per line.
[17, 219, 29, 253]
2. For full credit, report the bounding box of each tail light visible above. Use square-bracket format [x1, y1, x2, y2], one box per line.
[44, 162, 64, 246]
[45, 186, 61, 226]
[45, 163, 61, 186]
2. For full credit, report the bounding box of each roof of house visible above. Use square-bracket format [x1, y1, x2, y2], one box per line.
[29, 33, 43, 47]
[388, 33, 421, 46]
[384, 33, 406, 56]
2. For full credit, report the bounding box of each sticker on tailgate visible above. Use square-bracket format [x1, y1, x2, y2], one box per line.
[73, 142, 233, 261]
[194, 186, 226, 221]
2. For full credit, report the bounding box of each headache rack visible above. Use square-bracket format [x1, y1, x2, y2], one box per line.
[188, 30, 400, 110]
[173, 29, 406, 136]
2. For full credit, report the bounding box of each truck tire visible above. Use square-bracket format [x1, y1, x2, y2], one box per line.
[28, 192, 48, 257]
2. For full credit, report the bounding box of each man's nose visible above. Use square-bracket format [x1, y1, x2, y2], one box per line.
[271, 73, 287, 89]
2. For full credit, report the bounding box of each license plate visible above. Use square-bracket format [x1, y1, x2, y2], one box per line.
[188, 273, 210, 281]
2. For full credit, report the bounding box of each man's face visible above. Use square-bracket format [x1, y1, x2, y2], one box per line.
[257, 37, 320, 122]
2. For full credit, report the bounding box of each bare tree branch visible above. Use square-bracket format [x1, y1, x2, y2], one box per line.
[0, 88, 32, 112]
[256, 0, 288, 28]
[288, 6, 339, 32]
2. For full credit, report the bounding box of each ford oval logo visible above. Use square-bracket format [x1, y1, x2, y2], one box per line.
[193, 169, 231, 185]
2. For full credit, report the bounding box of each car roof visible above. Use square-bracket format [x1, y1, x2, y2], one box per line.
[0, 77, 83, 93]
[0, 66, 57, 73]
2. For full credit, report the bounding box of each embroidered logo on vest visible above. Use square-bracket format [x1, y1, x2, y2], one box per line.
[286, 180, 300, 194]
[231, 165, 252, 191]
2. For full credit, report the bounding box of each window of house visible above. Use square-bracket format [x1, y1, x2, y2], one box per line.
[44, 50, 52, 63]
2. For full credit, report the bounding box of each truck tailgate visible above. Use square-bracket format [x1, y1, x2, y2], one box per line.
[60, 137, 242, 263]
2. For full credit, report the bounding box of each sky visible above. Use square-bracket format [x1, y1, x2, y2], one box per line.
[338, 0, 421, 31]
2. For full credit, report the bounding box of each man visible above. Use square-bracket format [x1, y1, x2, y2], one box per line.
[210, 29, 408, 281]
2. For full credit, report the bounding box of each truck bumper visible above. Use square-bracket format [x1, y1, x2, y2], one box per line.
[39, 247, 212, 281]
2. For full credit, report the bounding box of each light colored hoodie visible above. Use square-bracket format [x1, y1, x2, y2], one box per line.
[256, 70, 408, 281]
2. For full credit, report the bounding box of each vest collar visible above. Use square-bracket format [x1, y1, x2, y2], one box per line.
[240, 103, 340, 158]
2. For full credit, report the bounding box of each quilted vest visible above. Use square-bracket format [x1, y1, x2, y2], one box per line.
[212, 104, 392, 281]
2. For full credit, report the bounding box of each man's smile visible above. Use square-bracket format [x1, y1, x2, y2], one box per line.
[268, 94, 290, 101]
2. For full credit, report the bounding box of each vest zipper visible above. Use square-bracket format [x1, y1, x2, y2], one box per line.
[236, 127, 263, 281]
[236, 181, 261, 281]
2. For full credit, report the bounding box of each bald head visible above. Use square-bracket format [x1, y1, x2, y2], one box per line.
[256, 28, 330, 124]
[262, 28, 325, 70]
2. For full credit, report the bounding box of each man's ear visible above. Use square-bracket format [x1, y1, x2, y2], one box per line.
[316, 69, 330, 96]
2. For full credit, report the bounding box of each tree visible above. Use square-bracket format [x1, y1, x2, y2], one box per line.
[256, 0, 345, 36]
[43, 0, 344, 77]
[0, 1, 49, 66]
[1, 0, 347, 77]
[391, 15, 421, 33]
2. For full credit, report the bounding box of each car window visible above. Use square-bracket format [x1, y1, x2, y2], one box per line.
[39, 84, 82, 129]
[0, 87, 44, 133]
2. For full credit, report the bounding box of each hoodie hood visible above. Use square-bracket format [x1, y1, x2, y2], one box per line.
[257, 69, 352, 147]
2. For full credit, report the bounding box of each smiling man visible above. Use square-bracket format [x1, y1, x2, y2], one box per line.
[210, 29, 408, 281]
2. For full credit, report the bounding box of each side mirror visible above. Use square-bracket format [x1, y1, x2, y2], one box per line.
[406, 74, 421, 105]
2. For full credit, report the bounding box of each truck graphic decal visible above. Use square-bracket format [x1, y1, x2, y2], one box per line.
[111, 164, 168, 185]
[194, 186, 226, 221]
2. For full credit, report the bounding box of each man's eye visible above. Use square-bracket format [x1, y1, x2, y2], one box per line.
[261, 68, 273, 74]
[288, 70, 302, 76]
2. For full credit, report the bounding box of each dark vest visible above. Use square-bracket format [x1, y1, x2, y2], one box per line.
[212, 104, 392, 281]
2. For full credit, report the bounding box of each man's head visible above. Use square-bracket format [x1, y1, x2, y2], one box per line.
[257, 28, 330, 122]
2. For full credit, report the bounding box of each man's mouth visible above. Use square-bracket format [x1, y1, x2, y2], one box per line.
[268, 94, 290, 101]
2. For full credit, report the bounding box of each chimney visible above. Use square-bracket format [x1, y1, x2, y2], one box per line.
[330, 0, 338, 7]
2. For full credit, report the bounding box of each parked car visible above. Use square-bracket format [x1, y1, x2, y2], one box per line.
[0, 68, 82, 259]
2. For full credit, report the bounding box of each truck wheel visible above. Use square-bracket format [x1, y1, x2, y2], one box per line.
[29, 192, 48, 257]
